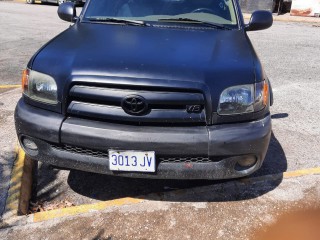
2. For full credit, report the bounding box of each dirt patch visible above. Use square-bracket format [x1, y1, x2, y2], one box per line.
[29, 200, 76, 213]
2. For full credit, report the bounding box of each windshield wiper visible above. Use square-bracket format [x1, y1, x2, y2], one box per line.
[158, 18, 231, 30]
[87, 17, 149, 26]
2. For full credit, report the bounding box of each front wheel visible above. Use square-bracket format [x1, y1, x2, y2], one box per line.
[26, 0, 35, 4]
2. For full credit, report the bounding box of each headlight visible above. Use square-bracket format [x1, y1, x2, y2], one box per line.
[22, 69, 58, 104]
[217, 81, 269, 115]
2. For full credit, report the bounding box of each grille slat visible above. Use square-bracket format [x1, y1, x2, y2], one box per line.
[52, 144, 109, 158]
[68, 101, 206, 123]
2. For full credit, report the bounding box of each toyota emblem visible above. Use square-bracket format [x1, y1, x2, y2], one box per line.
[121, 95, 148, 116]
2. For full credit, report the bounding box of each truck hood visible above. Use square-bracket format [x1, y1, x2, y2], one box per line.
[31, 22, 259, 107]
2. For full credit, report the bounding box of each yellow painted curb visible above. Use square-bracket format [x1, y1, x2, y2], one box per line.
[240, 167, 320, 185]
[283, 167, 320, 178]
[33, 197, 143, 222]
[4, 147, 25, 214]
[0, 85, 20, 89]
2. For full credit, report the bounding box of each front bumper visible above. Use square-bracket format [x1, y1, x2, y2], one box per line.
[15, 99, 272, 180]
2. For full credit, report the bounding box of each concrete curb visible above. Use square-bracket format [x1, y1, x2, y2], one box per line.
[33, 197, 143, 222]
[1, 147, 34, 225]
[1, 146, 23, 227]
[18, 155, 36, 215]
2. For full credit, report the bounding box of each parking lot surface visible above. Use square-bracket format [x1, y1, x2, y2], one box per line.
[0, 2, 320, 239]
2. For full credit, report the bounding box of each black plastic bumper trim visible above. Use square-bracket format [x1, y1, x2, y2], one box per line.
[15, 98, 64, 143]
[15, 99, 271, 179]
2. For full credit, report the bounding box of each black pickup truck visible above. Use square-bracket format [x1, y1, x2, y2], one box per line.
[15, 0, 273, 180]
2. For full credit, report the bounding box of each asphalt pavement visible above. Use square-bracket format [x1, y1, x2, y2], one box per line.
[0, 88, 19, 220]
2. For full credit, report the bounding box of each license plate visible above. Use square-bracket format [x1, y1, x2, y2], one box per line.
[108, 150, 156, 172]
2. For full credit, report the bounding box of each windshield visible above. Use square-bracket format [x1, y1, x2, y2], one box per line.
[83, 0, 238, 28]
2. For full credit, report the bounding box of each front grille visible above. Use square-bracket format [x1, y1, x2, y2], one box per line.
[52, 144, 109, 158]
[67, 85, 207, 126]
[51, 144, 218, 163]
[159, 156, 213, 163]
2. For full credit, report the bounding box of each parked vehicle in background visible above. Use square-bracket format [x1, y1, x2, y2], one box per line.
[239, 0, 292, 14]
[26, 0, 83, 6]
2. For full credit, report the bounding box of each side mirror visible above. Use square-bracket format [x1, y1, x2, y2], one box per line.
[58, 2, 77, 23]
[245, 10, 273, 31]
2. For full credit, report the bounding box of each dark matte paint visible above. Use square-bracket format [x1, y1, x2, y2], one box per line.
[15, 0, 273, 179]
